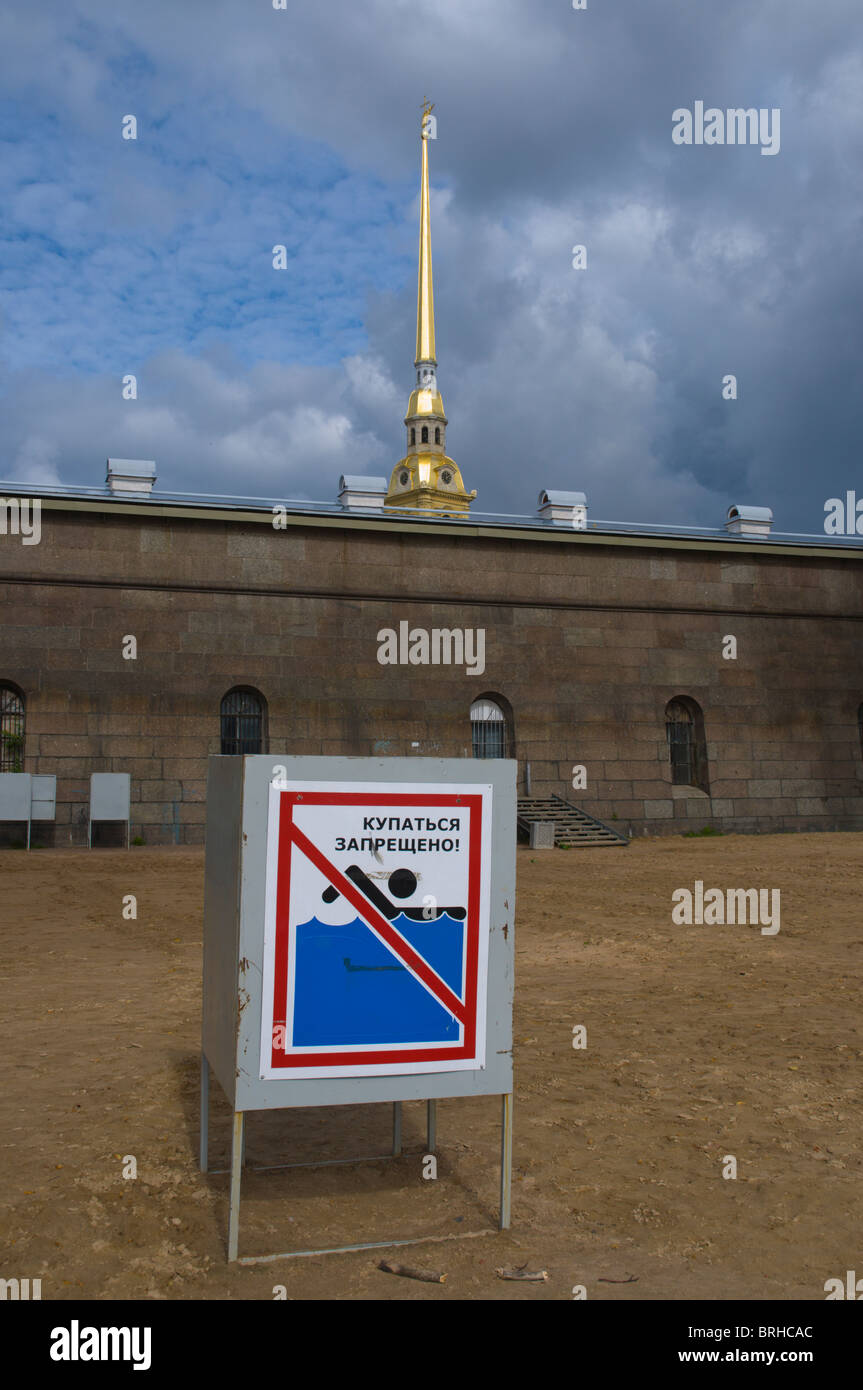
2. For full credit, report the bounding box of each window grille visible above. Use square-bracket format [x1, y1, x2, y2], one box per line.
[665, 696, 708, 792]
[471, 698, 508, 759]
[666, 699, 694, 785]
[220, 688, 266, 755]
[0, 686, 24, 772]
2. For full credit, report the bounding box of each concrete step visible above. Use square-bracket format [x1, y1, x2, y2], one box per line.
[516, 795, 628, 848]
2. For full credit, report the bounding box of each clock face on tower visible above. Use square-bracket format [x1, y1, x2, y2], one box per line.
[400, 471, 409, 486]
[441, 470, 452, 485]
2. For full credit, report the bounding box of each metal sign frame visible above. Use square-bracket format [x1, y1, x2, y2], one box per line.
[88, 773, 130, 848]
[0, 773, 33, 849]
[30, 774, 56, 823]
[0, 773, 57, 849]
[200, 754, 515, 1263]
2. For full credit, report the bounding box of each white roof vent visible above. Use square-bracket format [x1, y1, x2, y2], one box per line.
[338, 475, 388, 511]
[106, 459, 156, 496]
[725, 504, 773, 537]
[537, 489, 587, 529]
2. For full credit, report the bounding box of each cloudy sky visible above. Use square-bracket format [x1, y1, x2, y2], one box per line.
[1, 0, 860, 531]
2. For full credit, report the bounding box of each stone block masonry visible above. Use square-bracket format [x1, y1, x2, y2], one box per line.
[1, 500, 862, 844]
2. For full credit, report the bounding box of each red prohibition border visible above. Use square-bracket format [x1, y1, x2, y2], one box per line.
[269, 792, 484, 1069]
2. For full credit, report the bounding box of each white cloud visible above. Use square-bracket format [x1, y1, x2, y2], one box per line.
[11, 435, 62, 487]
[0, 0, 859, 534]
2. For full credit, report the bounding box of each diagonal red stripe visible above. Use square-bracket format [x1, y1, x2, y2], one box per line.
[288, 821, 467, 1024]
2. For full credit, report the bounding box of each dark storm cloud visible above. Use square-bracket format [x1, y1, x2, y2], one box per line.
[0, 0, 860, 532]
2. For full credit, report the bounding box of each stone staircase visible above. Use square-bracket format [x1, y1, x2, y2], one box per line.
[516, 794, 628, 848]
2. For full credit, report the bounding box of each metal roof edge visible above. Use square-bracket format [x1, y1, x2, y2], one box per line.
[5, 487, 863, 561]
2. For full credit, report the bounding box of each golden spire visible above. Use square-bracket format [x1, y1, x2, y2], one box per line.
[384, 102, 476, 515]
[416, 99, 436, 365]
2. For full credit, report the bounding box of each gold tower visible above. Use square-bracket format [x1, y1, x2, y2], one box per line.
[384, 102, 475, 514]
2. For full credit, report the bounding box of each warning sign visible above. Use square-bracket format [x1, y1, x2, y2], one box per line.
[260, 780, 493, 1079]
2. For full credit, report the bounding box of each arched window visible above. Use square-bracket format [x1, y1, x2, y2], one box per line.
[0, 684, 25, 772]
[410, 428, 416, 445]
[220, 687, 267, 755]
[421, 425, 429, 444]
[434, 427, 441, 445]
[471, 696, 511, 759]
[665, 696, 709, 792]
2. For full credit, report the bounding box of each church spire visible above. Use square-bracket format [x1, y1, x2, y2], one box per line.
[384, 101, 475, 515]
[416, 99, 436, 366]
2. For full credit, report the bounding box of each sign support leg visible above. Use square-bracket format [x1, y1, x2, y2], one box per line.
[426, 1099, 436, 1152]
[199, 1054, 209, 1173]
[392, 1101, 402, 1157]
[500, 1093, 512, 1230]
[227, 1111, 244, 1262]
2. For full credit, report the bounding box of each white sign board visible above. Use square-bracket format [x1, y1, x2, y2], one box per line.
[0, 773, 32, 822]
[259, 780, 493, 1080]
[90, 773, 130, 821]
[31, 775, 57, 822]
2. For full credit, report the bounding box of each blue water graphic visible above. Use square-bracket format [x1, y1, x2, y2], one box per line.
[292, 912, 465, 1047]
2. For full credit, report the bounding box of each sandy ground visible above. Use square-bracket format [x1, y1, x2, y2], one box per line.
[1, 834, 860, 1301]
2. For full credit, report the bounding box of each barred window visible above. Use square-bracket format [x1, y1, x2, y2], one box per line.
[471, 697, 509, 760]
[666, 696, 709, 792]
[0, 684, 25, 772]
[220, 687, 267, 755]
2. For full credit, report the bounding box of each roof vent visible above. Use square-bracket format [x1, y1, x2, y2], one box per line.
[106, 459, 156, 496]
[725, 504, 773, 537]
[338, 475, 388, 511]
[537, 489, 587, 529]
